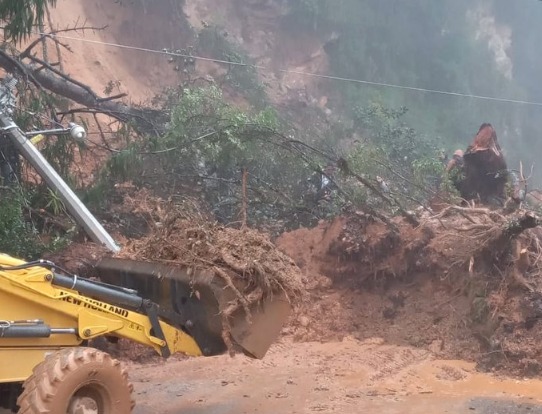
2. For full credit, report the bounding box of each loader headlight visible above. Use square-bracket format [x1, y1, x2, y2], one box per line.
[69, 122, 87, 142]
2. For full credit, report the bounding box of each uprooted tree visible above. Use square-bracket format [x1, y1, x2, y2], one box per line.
[0, 11, 163, 133]
[0, 0, 539, 270]
[0, 0, 175, 257]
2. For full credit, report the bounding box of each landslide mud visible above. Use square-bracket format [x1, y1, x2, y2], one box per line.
[277, 211, 542, 376]
[129, 338, 542, 414]
[43, 190, 542, 413]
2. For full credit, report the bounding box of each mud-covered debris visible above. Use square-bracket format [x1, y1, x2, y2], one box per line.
[114, 194, 305, 350]
[279, 204, 542, 376]
[117, 195, 304, 298]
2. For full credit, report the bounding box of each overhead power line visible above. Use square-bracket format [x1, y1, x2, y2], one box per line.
[34, 32, 542, 107]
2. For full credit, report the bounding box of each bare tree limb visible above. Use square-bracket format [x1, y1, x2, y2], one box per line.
[0, 50, 40, 87]
[27, 54, 99, 97]
[336, 157, 420, 227]
[21, 24, 109, 60]
[97, 92, 128, 102]
[0, 51, 164, 134]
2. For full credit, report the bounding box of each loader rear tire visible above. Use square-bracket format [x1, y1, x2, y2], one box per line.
[16, 347, 135, 414]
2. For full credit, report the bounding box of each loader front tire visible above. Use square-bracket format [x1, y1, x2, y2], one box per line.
[16, 347, 135, 414]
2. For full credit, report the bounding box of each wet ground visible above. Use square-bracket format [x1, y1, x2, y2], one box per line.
[2, 337, 541, 413]
[129, 337, 542, 414]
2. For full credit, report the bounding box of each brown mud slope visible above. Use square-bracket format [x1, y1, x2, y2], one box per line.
[277, 207, 542, 377]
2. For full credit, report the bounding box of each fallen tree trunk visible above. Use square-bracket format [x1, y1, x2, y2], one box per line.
[0, 50, 165, 135]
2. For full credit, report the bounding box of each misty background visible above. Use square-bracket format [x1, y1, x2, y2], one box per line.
[281, 0, 542, 184]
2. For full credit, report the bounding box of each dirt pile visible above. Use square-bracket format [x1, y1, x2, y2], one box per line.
[51, 187, 305, 307]
[45, 183, 542, 375]
[108, 189, 305, 352]
[277, 206, 542, 376]
[116, 190, 304, 300]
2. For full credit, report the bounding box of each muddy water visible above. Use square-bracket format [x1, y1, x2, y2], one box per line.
[1, 338, 539, 413]
[130, 337, 542, 414]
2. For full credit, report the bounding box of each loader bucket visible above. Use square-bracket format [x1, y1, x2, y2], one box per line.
[94, 257, 290, 359]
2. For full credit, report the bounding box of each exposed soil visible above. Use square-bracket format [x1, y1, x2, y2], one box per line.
[48, 186, 542, 380]
[50, 0, 186, 103]
[183, 0, 334, 108]
[10, 2, 542, 413]
[3, 338, 542, 414]
[276, 208, 542, 377]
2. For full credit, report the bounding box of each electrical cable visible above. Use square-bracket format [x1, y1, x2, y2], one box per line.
[34, 32, 542, 107]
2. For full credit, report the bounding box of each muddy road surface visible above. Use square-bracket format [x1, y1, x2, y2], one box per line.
[129, 337, 542, 414]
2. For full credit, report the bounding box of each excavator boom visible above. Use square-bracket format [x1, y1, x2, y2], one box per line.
[0, 254, 203, 382]
[0, 252, 291, 384]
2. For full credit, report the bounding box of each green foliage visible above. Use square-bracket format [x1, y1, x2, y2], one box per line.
[153, 87, 301, 225]
[0, 90, 82, 257]
[94, 84, 461, 227]
[197, 27, 267, 108]
[413, 156, 461, 202]
[107, 147, 143, 182]
[350, 102, 438, 173]
[42, 188, 66, 216]
[342, 101, 450, 211]
[14, 96, 85, 218]
[352, 103, 435, 163]
[0, 0, 56, 43]
[412, 157, 444, 183]
[13, 91, 85, 212]
[93, 86, 322, 229]
[160, 86, 279, 166]
[39, 133, 82, 188]
[0, 191, 43, 259]
[0, 184, 75, 259]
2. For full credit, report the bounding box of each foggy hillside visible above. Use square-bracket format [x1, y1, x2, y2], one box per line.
[178, 0, 542, 184]
[46, 0, 542, 186]
[279, 0, 542, 183]
[6, 2, 542, 413]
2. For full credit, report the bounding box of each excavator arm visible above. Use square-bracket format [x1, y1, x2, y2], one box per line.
[0, 254, 202, 383]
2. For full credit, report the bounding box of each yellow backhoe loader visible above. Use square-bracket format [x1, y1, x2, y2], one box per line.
[0, 253, 291, 413]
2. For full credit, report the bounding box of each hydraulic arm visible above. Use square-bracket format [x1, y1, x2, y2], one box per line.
[0, 254, 202, 383]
